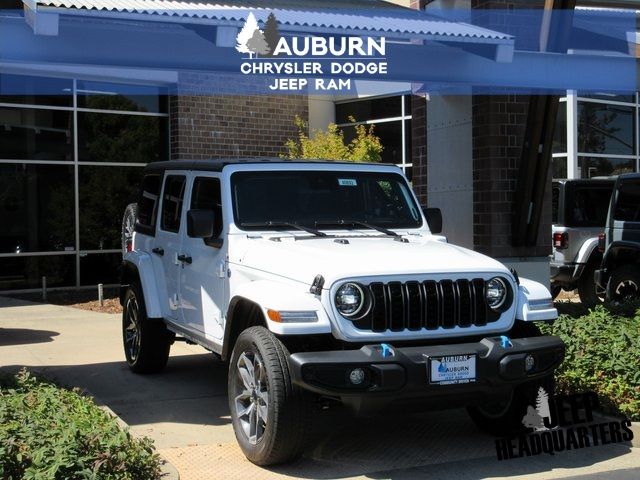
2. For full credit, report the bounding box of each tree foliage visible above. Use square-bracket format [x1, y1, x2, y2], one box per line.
[282, 116, 383, 162]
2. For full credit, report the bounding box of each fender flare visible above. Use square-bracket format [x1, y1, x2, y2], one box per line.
[603, 241, 640, 270]
[121, 252, 164, 318]
[515, 277, 558, 322]
[221, 280, 332, 360]
[573, 237, 601, 277]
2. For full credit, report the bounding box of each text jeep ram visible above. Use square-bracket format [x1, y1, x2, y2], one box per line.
[120, 159, 564, 466]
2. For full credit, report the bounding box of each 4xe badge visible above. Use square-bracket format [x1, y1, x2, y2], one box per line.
[495, 389, 634, 461]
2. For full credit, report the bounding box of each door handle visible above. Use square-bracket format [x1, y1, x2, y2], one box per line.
[177, 254, 192, 265]
[152, 247, 164, 256]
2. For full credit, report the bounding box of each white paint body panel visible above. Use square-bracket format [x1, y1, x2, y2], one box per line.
[129, 162, 556, 350]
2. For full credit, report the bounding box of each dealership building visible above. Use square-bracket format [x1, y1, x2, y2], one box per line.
[0, 0, 637, 292]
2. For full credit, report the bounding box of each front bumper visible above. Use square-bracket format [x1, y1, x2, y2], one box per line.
[289, 335, 565, 412]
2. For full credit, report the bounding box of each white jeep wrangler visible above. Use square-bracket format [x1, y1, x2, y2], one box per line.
[120, 159, 564, 466]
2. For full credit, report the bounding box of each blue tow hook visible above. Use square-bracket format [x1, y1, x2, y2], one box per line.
[380, 343, 394, 357]
[500, 335, 513, 348]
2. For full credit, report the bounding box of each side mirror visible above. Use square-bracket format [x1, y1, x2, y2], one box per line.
[422, 207, 443, 234]
[187, 209, 215, 239]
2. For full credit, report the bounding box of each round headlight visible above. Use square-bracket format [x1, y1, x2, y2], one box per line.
[485, 277, 508, 310]
[335, 283, 366, 318]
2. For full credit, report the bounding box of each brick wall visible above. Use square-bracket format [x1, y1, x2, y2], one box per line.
[170, 73, 308, 159]
[471, 0, 552, 258]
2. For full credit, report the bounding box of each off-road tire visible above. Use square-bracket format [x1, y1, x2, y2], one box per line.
[122, 284, 172, 374]
[578, 260, 605, 309]
[551, 285, 561, 300]
[122, 203, 138, 257]
[228, 326, 306, 466]
[607, 264, 640, 304]
[468, 320, 554, 436]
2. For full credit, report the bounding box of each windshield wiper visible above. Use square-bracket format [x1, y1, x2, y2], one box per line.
[241, 221, 327, 237]
[314, 219, 400, 238]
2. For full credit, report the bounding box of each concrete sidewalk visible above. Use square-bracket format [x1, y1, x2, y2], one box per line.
[1, 296, 639, 480]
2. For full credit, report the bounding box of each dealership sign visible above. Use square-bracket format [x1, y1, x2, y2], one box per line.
[237, 12, 387, 92]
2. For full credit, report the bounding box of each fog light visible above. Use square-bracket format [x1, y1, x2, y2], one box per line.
[349, 368, 366, 385]
[525, 354, 536, 372]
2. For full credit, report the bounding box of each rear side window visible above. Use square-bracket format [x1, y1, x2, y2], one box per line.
[614, 181, 640, 222]
[161, 175, 186, 233]
[191, 177, 223, 238]
[136, 174, 161, 234]
[567, 186, 614, 227]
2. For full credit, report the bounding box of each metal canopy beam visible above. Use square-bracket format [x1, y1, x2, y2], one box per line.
[512, 0, 577, 248]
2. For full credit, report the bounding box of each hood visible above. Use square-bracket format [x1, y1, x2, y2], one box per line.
[232, 234, 511, 286]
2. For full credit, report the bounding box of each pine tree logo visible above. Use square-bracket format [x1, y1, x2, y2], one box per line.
[236, 11, 281, 58]
[521, 387, 551, 431]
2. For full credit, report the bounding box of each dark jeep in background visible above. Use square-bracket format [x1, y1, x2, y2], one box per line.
[596, 173, 640, 303]
[551, 178, 614, 307]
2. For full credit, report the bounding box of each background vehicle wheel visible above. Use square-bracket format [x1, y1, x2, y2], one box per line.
[607, 265, 640, 304]
[550, 285, 561, 300]
[228, 326, 306, 466]
[122, 284, 172, 374]
[578, 260, 605, 309]
[122, 203, 138, 257]
[467, 374, 555, 437]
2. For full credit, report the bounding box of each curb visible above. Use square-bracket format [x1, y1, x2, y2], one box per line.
[97, 403, 181, 480]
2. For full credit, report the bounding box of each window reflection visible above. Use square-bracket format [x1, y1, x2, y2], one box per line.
[0, 255, 75, 290]
[79, 166, 143, 250]
[0, 164, 75, 253]
[78, 112, 168, 163]
[80, 252, 121, 286]
[0, 107, 73, 160]
[578, 103, 635, 156]
[579, 157, 635, 178]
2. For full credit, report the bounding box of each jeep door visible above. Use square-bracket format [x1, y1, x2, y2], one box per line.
[154, 172, 188, 322]
[178, 173, 227, 342]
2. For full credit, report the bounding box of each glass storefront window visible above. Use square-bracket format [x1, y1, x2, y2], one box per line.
[552, 157, 568, 179]
[77, 81, 168, 113]
[339, 121, 404, 164]
[578, 157, 636, 178]
[77, 112, 168, 163]
[79, 166, 143, 250]
[580, 93, 636, 104]
[336, 96, 402, 124]
[0, 74, 73, 107]
[80, 252, 121, 286]
[578, 102, 635, 156]
[553, 101, 567, 154]
[0, 107, 73, 160]
[0, 164, 75, 253]
[0, 255, 76, 290]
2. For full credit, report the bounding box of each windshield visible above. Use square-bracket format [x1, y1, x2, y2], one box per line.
[231, 170, 423, 231]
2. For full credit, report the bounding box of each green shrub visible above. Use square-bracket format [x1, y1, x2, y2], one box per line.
[0, 370, 162, 480]
[282, 115, 383, 162]
[540, 306, 640, 420]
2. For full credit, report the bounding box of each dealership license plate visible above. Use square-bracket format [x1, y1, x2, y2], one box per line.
[429, 354, 476, 385]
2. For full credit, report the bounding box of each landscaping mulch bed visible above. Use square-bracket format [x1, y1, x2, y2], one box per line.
[8, 288, 123, 314]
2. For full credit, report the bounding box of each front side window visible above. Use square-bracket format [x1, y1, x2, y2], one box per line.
[614, 181, 640, 222]
[160, 175, 186, 233]
[191, 177, 223, 238]
[231, 170, 422, 230]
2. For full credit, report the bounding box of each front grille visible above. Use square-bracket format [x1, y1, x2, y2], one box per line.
[352, 278, 501, 332]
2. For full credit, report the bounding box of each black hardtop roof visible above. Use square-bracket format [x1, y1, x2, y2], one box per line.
[143, 158, 394, 173]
